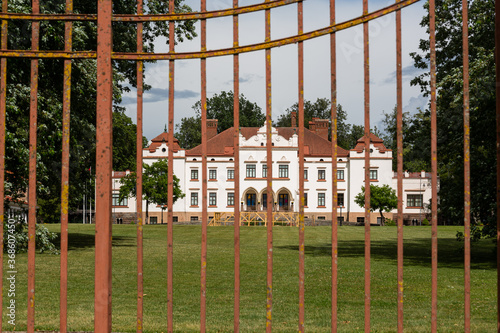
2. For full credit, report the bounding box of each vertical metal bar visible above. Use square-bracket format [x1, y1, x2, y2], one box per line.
[496, 0, 500, 329]
[395, 1, 404, 332]
[60, 0, 73, 331]
[136, 0, 144, 330]
[496, 0, 500, 331]
[0, 0, 7, 328]
[329, 0, 338, 331]
[233, 1, 241, 331]
[167, 1, 175, 331]
[362, 0, 371, 331]
[461, 0, 470, 331]
[297, 1, 305, 332]
[94, 0, 113, 329]
[200, 0, 207, 331]
[429, 0, 438, 331]
[265, 1, 273, 331]
[27, 0, 40, 329]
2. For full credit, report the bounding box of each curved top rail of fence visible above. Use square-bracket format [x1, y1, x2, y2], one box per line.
[0, 0, 300, 21]
[0, 0, 420, 60]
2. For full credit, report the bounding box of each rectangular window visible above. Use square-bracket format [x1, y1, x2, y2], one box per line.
[227, 192, 235, 206]
[149, 216, 158, 224]
[191, 169, 198, 180]
[173, 216, 178, 222]
[191, 192, 198, 206]
[338, 193, 344, 207]
[209, 169, 217, 180]
[369, 169, 378, 180]
[209, 192, 217, 206]
[112, 193, 128, 206]
[190, 216, 199, 222]
[279, 165, 289, 178]
[227, 169, 234, 180]
[407, 194, 423, 207]
[357, 217, 365, 223]
[318, 169, 326, 180]
[246, 164, 256, 178]
[304, 169, 308, 180]
[262, 164, 267, 178]
[318, 193, 326, 206]
[337, 169, 344, 180]
[304, 193, 308, 207]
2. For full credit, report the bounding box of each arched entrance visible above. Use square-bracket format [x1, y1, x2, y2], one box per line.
[242, 188, 258, 211]
[258, 189, 276, 211]
[277, 188, 293, 212]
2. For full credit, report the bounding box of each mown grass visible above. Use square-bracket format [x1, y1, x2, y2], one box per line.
[2, 224, 497, 332]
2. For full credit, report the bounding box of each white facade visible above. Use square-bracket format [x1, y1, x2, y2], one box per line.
[113, 122, 434, 225]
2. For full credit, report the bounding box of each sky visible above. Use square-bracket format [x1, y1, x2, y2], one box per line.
[119, 0, 429, 141]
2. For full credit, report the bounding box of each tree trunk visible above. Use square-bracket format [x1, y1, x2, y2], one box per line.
[379, 210, 385, 226]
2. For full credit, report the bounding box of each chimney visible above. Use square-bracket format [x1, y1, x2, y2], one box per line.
[291, 111, 297, 127]
[207, 119, 218, 140]
[314, 118, 329, 141]
[309, 119, 316, 131]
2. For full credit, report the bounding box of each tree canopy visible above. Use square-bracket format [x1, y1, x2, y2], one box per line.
[175, 91, 266, 149]
[275, 98, 381, 149]
[119, 159, 185, 224]
[5, 0, 196, 222]
[409, 0, 495, 231]
[354, 184, 398, 225]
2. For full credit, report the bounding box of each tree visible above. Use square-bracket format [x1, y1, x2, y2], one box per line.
[175, 91, 266, 149]
[275, 97, 332, 127]
[275, 98, 384, 150]
[119, 159, 185, 224]
[6, 0, 196, 222]
[380, 107, 431, 172]
[354, 184, 398, 226]
[113, 111, 148, 172]
[410, 0, 495, 232]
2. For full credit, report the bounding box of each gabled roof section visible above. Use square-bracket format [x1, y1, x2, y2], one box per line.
[352, 133, 390, 153]
[146, 132, 181, 153]
[186, 127, 236, 156]
[185, 126, 349, 157]
[303, 128, 349, 157]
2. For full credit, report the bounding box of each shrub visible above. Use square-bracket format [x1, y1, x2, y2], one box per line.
[4, 217, 59, 254]
[384, 219, 396, 226]
[422, 218, 430, 226]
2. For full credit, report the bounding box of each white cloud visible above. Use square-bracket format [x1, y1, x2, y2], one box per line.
[119, 0, 428, 140]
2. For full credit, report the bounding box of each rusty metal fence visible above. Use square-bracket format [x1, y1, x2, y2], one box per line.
[0, 0, 499, 332]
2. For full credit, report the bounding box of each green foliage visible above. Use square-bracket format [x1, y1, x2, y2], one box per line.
[4, 219, 59, 254]
[176, 91, 266, 149]
[113, 111, 148, 171]
[456, 225, 483, 243]
[6, 0, 196, 222]
[422, 218, 430, 226]
[275, 99, 382, 149]
[119, 159, 185, 223]
[354, 184, 398, 225]
[385, 218, 396, 226]
[380, 107, 431, 172]
[410, 0, 496, 229]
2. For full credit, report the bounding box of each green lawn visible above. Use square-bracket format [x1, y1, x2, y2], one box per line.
[3, 224, 497, 332]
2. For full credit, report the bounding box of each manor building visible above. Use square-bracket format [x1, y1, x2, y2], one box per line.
[112, 118, 433, 225]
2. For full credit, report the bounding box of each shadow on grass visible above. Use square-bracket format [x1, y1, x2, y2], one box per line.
[277, 237, 496, 270]
[53, 232, 136, 251]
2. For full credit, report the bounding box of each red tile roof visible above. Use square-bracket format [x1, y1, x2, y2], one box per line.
[146, 132, 181, 153]
[185, 127, 349, 157]
[352, 133, 390, 153]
